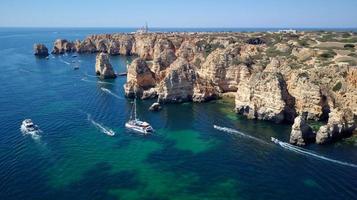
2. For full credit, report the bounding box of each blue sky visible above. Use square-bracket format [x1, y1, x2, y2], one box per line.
[0, 0, 356, 28]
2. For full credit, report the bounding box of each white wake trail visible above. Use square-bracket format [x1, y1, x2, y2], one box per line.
[213, 125, 268, 144]
[272, 138, 357, 168]
[101, 88, 124, 100]
[80, 77, 114, 85]
[60, 59, 71, 65]
[87, 114, 115, 136]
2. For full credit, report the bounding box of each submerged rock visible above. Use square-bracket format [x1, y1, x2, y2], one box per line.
[33, 43, 49, 57]
[289, 113, 315, 146]
[95, 53, 116, 79]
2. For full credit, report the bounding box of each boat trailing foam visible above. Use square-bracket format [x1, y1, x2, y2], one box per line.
[271, 137, 357, 168]
[100, 88, 124, 100]
[87, 114, 115, 136]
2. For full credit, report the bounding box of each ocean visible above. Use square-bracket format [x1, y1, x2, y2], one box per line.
[0, 28, 356, 200]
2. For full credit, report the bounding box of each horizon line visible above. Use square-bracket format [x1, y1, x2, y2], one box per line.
[0, 26, 357, 29]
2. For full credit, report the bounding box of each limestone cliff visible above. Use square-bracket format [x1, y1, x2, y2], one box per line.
[124, 58, 156, 97]
[33, 44, 49, 57]
[95, 53, 116, 79]
[290, 113, 315, 146]
[316, 108, 356, 144]
[47, 31, 357, 144]
[235, 72, 295, 123]
[52, 39, 75, 54]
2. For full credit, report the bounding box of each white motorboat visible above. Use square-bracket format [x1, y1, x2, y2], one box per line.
[21, 119, 40, 134]
[125, 99, 154, 134]
[271, 137, 280, 144]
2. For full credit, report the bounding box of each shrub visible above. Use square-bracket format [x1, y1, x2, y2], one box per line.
[344, 44, 355, 49]
[348, 53, 357, 57]
[332, 82, 342, 92]
[319, 50, 336, 59]
[298, 39, 309, 47]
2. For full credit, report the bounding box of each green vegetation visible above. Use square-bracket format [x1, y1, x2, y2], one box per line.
[308, 121, 326, 133]
[344, 44, 355, 49]
[297, 39, 309, 47]
[193, 40, 227, 58]
[194, 58, 201, 67]
[348, 53, 357, 57]
[333, 81, 342, 92]
[297, 72, 309, 79]
[339, 37, 357, 43]
[342, 32, 351, 38]
[265, 46, 291, 57]
[319, 50, 337, 59]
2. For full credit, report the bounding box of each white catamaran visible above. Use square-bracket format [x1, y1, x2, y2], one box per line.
[125, 99, 154, 134]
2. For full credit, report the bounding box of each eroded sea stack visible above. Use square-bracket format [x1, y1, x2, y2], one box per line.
[95, 53, 116, 79]
[33, 43, 49, 57]
[49, 31, 357, 144]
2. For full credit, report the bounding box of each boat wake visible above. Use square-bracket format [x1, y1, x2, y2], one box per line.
[213, 125, 268, 144]
[271, 137, 357, 168]
[60, 59, 71, 65]
[20, 127, 42, 140]
[80, 77, 115, 85]
[84, 72, 98, 78]
[101, 88, 124, 100]
[87, 114, 115, 136]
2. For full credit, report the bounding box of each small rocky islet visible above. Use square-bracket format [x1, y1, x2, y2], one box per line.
[35, 31, 357, 146]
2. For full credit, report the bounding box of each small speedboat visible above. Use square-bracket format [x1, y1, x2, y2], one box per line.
[125, 99, 154, 134]
[21, 119, 40, 134]
[271, 137, 280, 144]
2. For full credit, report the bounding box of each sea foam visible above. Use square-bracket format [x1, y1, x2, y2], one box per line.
[100, 88, 124, 100]
[273, 138, 357, 168]
[87, 114, 115, 136]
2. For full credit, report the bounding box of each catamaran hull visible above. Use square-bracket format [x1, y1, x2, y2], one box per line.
[125, 123, 153, 134]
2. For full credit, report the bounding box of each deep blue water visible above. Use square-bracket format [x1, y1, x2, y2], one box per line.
[0, 28, 356, 200]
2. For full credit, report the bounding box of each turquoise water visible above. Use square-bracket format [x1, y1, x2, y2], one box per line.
[0, 28, 356, 200]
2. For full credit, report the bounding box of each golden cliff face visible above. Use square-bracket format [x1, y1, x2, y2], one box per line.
[50, 31, 357, 144]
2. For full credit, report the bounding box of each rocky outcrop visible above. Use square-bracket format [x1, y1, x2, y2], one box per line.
[157, 58, 197, 103]
[46, 31, 357, 144]
[289, 113, 315, 146]
[149, 102, 162, 111]
[75, 39, 97, 53]
[287, 72, 328, 120]
[124, 58, 156, 97]
[52, 39, 75, 54]
[316, 108, 356, 144]
[199, 44, 246, 92]
[33, 44, 49, 57]
[95, 53, 116, 79]
[235, 72, 295, 123]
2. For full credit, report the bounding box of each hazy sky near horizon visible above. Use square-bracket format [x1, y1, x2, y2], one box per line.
[1, 0, 356, 28]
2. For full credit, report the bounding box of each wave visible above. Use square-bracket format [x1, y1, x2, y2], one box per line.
[87, 114, 115, 136]
[213, 125, 268, 144]
[272, 137, 357, 168]
[101, 88, 124, 100]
